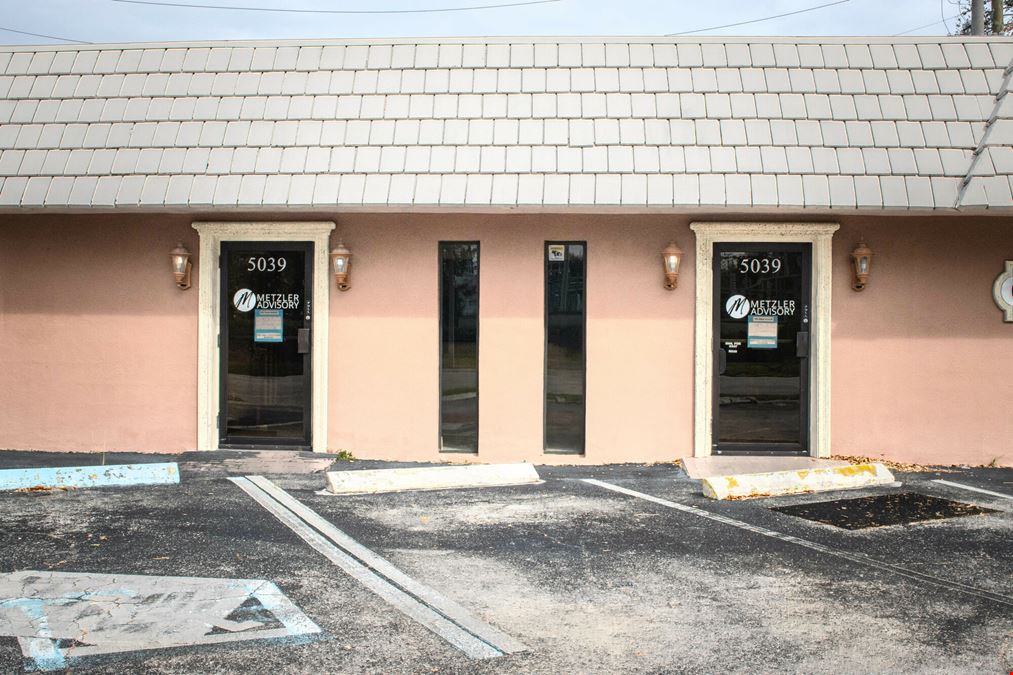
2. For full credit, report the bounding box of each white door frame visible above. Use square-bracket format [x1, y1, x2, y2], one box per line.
[690, 222, 839, 458]
[192, 221, 335, 453]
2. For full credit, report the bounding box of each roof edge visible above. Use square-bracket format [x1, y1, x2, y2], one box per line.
[2, 204, 1011, 217]
[3, 34, 1012, 52]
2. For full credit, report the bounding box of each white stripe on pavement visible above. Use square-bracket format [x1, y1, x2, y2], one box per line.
[931, 479, 1013, 501]
[229, 476, 525, 659]
[583, 478, 1013, 608]
[244, 475, 527, 654]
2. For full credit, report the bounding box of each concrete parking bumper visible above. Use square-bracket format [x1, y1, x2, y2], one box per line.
[324, 462, 541, 495]
[701, 462, 896, 500]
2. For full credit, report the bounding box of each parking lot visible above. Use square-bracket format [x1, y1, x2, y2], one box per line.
[1, 456, 1011, 673]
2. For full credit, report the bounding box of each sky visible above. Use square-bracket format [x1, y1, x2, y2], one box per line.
[0, 0, 970, 46]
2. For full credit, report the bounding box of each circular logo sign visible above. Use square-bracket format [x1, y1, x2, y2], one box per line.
[725, 295, 750, 319]
[232, 289, 257, 312]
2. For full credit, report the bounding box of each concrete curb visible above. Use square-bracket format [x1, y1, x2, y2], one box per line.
[701, 463, 896, 500]
[0, 463, 180, 491]
[324, 463, 541, 495]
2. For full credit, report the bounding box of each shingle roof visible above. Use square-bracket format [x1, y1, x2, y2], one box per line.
[1, 36, 1011, 211]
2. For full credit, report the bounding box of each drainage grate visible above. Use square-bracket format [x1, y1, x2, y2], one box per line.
[771, 492, 998, 530]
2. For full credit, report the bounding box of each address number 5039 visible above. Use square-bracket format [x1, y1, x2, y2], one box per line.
[739, 258, 782, 274]
[247, 256, 287, 272]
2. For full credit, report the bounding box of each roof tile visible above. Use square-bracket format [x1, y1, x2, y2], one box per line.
[801, 174, 829, 206]
[828, 174, 856, 206]
[967, 44, 997, 69]
[2, 37, 1008, 210]
[854, 175, 882, 206]
[905, 175, 934, 206]
[880, 174, 907, 206]
[844, 44, 873, 69]
[735, 146, 761, 172]
[699, 44, 726, 68]
[776, 173, 803, 205]
[772, 44, 799, 68]
[749, 44, 776, 67]
[699, 173, 725, 204]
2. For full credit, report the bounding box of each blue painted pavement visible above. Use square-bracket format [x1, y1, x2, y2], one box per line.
[0, 463, 179, 491]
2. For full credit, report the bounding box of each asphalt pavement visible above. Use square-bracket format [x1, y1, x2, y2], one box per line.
[0, 454, 1010, 674]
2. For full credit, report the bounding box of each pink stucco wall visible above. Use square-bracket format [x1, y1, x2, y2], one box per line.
[0, 215, 199, 453]
[831, 216, 1013, 467]
[0, 211, 1010, 466]
[328, 213, 695, 464]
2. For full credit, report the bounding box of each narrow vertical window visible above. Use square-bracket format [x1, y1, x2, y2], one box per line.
[439, 242, 479, 453]
[545, 242, 586, 454]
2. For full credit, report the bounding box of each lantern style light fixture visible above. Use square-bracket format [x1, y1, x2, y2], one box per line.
[330, 240, 352, 291]
[662, 241, 683, 290]
[169, 243, 192, 290]
[850, 240, 873, 291]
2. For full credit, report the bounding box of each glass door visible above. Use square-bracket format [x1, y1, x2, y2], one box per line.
[220, 242, 312, 449]
[713, 243, 811, 455]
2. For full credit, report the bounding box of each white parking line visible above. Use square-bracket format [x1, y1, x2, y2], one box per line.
[245, 475, 527, 654]
[931, 479, 1013, 501]
[229, 476, 525, 659]
[583, 478, 1013, 609]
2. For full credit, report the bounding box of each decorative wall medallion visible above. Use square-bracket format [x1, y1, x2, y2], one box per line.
[994, 261, 1013, 323]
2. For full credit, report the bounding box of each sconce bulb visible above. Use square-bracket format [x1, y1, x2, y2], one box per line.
[850, 240, 873, 293]
[169, 243, 192, 290]
[662, 242, 683, 291]
[330, 240, 352, 291]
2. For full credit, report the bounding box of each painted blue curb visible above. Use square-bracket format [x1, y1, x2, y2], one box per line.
[0, 463, 180, 491]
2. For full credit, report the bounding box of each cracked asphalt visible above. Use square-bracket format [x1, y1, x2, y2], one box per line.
[0, 453, 1011, 674]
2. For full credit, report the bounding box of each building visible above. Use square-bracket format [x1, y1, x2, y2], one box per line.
[0, 36, 1011, 466]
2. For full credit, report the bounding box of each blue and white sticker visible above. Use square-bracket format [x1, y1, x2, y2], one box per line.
[747, 314, 778, 349]
[254, 309, 284, 343]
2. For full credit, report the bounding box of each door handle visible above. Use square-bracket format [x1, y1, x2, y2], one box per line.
[718, 348, 727, 375]
[297, 328, 311, 354]
[796, 331, 810, 358]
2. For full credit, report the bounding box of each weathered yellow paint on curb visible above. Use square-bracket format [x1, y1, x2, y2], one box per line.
[702, 463, 895, 500]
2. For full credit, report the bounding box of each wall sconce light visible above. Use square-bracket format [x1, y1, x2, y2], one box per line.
[330, 240, 352, 291]
[850, 240, 873, 291]
[169, 243, 192, 290]
[662, 241, 683, 290]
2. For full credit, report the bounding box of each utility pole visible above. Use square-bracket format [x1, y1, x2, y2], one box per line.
[971, 0, 985, 35]
[994, 0, 1005, 33]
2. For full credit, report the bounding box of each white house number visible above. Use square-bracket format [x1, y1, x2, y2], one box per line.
[247, 256, 287, 272]
[738, 258, 782, 274]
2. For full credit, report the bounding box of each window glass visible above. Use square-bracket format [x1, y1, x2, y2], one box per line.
[440, 243, 479, 452]
[545, 242, 586, 454]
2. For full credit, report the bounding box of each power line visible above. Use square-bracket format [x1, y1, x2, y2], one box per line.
[667, 0, 851, 36]
[893, 14, 959, 35]
[0, 24, 90, 44]
[111, 0, 561, 14]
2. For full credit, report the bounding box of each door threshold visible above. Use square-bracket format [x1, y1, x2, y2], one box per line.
[712, 451, 809, 457]
[217, 445, 313, 452]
